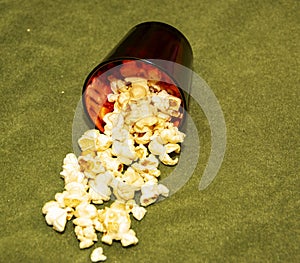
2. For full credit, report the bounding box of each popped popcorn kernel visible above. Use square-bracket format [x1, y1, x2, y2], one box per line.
[90, 247, 107, 262]
[45, 206, 67, 232]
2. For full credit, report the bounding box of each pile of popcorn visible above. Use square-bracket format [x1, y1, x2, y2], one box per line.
[42, 76, 186, 262]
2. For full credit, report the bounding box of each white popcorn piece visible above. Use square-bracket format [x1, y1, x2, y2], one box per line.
[110, 177, 138, 201]
[168, 96, 182, 111]
[141, 173, 158, 183]
[116, 91, 130, 109]
[103, 112, 124, 136]
[93, 218, 104, 232]
[63, 192, 90, 208]
[74, 202, 98, 219]
[74, 225, 84, 239]
[78, 129, 112, 152]
[83, 226, 98, 241]
[88, 187, 104, 205]
[73, 217, 94, 227]
[111, 126, 130, 142]
[159, 125, 185, 144]
[60, 153, 86, 185]
[65, 182, 88, 194]
[131, 154, 161, 178]
[131, 205, 147, 221]
[97, 149, 123, 172]
[61, 153, 80, 171]
[42, 200, 60, 214]
[165, 143, 181, 154]
[45, 206, 67, 232]
[159, 153, 179, 166]
[151, 90, 170, 112]
[95, 132, 114, 151]
[124, 99, 157, 126]
[54, 192, 66, 207]
[125, 199, 136, 213]
[107, 93, 119, 103]
[111, 139, 137, 165]
[63, 182, 90, 207]
[79, 238, 94, 249]
[75, 225, 98, 243]
[89, 171, 113, 202]
[101, 234, 113, 245]
[78, 154, 106, 179]
[148, 136, 166, 156]
[120, 229, 139, 247]
[140, 181, 169, 207]
[135, 116, 158, 129]
[124, 77, 148, 87]
[121, 167, 144, 188]
[148, 136, 181, 166]
[90, 247, 107, 262]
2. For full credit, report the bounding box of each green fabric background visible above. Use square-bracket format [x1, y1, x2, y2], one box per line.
[0, 0, 299, 262]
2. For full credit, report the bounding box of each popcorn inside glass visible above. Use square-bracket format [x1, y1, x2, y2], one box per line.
[82, 22, 193, 132]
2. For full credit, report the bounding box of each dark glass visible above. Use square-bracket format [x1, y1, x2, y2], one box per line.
[82, 22, 193, 132]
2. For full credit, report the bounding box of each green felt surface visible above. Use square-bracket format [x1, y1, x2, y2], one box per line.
[1, 0, 299, 262]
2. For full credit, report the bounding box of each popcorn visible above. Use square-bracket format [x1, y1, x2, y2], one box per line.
[89, 172, 113, 202]
[60, 153, 86, 185]
[97, 149, 123, 172]
[78, 129, 112, 152]
[140, 181, 169, 207]
[129, 83, 148, 100]
[79, 238, 95, 249]
[44, 206, 67, 232]
[120, 229, 139, 247]
[42, 73, 186, 261]
[88, 187, 105, 205]
[133, 130, 153, 145]
[110, 177, 138, 201]
[135, 144, 148, 159]
[159, 124, 185, 144]
[97, 202, 138, 246]
[131, 154, 161, 179]
[131, 205, 147, 221]
[90, 247, 107, 262]
[111, 139, 137, 165]
[60, 182, 90, 208]
[74, 202, 98, 219]
[78, 154, 106, 179]
[42, 200, 60, 215]
[148, 136, 166, 156]
[73, 217, 94, 227]
[121, 167, 144, 188]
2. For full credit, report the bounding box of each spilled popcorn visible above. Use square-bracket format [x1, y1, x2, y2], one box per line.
[42, 75, 186, 262]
